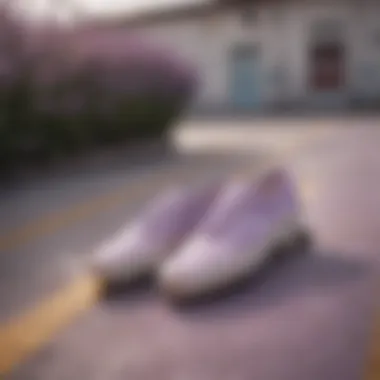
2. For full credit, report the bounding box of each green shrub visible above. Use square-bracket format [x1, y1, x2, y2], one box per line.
[0, 8, 198, 170]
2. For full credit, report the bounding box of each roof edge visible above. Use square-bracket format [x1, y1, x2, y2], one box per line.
[86, 0, 255, 29]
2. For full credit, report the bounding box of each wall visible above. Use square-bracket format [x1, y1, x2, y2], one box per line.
[129, 0, 380, 110]
[282, 0, 380, 107]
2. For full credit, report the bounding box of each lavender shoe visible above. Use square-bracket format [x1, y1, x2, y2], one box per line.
[158, 168, 311, 300]
[92, 181, 222, 284]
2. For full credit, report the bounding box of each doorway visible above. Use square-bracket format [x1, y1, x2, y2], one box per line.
[309, 42, 345, 91]
[308, 40, 347, 107]
[230, 45, 261, 109]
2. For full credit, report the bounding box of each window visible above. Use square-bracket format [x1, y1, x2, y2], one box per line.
[373, 30, 380, 48]
[233, 45, 259, 60]
[311, 20, 343, 43]
[241, 6, 257, 27]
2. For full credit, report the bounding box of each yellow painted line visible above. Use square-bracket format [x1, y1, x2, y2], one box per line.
[0, 161, 253, 252]
[0, 275, 103, 375]
[0, 181, 318, 376]
[0, 166, 188, 373]
[364, 305, 380, 380]
[0, 167, 180, 252]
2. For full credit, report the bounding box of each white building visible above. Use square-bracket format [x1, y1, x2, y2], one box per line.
[96, 0, 380, 112]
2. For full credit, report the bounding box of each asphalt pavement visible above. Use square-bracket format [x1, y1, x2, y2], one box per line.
[1, 116, 379, 380]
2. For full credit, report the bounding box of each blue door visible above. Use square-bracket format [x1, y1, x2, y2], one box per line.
[231, 47, 261, 109]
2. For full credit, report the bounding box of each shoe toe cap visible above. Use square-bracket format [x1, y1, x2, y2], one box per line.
[158, 251, 208, 299]
[158, 242, 230, 299]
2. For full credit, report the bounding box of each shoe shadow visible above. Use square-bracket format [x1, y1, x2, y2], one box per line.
[170, 246, 371, 319]
[101, 275, 157, 306]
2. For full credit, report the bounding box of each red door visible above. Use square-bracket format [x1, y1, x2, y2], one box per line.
[309, 42, 345, 91]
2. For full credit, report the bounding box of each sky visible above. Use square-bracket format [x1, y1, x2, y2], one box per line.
[12, 0, 204, 22]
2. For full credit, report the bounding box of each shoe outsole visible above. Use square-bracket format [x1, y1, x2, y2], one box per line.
[271, 228, 312, 260]
[101, 273, 153, 299]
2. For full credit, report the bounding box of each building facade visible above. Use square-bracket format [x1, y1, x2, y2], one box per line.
[102, 0, 380, 112]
